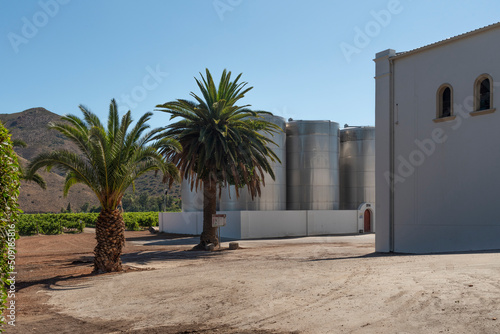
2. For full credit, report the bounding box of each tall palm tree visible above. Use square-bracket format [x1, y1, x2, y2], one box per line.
[27, 99, 180, 273]
[156, 69, 281, 248]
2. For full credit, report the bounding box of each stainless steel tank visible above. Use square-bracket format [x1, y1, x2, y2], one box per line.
[180, 179, 204, 212]
[286, 120, 340, 210]
[180, 179, 221, 212]
[339, 126, 375, 210]
[220, 114, 287, 211]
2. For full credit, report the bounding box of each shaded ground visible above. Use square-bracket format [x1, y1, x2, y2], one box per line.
[7, 230, 500, 333]
[9, 230, 293, 333]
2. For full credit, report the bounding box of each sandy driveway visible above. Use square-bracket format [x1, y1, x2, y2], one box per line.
[42, 234, 500, 334]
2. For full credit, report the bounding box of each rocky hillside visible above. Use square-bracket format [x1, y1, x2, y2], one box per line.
[0, 108, 79, 162]
[0, 108, 180, 213]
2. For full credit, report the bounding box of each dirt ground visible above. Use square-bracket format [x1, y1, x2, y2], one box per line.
[7, 230, 500, 334]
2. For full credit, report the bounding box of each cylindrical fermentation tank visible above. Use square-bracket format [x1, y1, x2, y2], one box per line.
[286, 120, 340, 210]
[339, 126, 375, 210]
[180, 179, 221, 212]
[219, 114, 287, 211]
[181, 179, 203, 212]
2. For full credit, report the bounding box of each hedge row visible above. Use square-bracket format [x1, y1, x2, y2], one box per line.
[0, 122, 21, 331]
[17, 212, 160, 235]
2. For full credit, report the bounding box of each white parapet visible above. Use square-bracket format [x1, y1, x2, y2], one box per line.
[241, 210, 307, 239]
[307, 210, 358, 236]
[159, 205, 374, 240]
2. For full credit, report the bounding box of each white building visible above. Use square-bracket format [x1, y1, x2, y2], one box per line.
[375, 22, 500, 253]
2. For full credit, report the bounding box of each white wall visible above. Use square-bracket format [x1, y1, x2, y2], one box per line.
[307, 210, 358, 235]
[219, 211, 242, 239]
[159, 208, 372, 239]
[241, 210, 307, 239]
[159, 212, 202, 235]
[375, 25, 500, 253]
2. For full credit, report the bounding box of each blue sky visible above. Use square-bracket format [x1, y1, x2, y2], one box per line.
[1, 0, 499, 128]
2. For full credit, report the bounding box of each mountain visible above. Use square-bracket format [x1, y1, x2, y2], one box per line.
[0, 108, 180, 213]
[0, 108, 78, 162]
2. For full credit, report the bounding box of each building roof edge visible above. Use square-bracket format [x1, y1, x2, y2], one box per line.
[392, 22, 500, 60]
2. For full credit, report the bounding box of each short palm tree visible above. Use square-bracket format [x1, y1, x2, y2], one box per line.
[156, 69, 281, 248]
[27, 99, 180, 273]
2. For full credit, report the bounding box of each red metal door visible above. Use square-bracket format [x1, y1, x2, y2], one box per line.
[364, 209, 371, 232]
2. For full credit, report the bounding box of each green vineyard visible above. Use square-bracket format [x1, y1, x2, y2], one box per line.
[17, 212, 161, 235]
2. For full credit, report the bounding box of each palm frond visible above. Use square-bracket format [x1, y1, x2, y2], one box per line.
[28, 99, 180, 211]
[156, 69, 282, 199]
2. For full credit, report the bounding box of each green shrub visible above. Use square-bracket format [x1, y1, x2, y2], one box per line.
[38, 220, 62, 235]
[63, 220, 85, 233]
[126, 212, 157, 227]
[17, 212, 158, 235]
[0, 123, 22, 331]
[137, 214, 155, 227]
[17, 220, 37, 236]
[125, 220, 141, 231]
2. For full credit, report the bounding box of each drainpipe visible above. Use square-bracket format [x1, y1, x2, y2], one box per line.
[389, 57, 395, 252]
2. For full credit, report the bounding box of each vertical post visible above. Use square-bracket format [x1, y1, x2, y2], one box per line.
[389, 58, 395, 252]
[212, 214, 226, 249]
[374, 49, 396, 253]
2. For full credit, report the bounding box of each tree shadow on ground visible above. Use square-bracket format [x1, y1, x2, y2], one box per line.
[125, 233, 235, 246]
[121, 249, 223, 266]
[125, 232, 197, 242]
[307, 252, 402, 262]
[17, 272, 96, 292]
[308, 249, 500, 262]
[18, 248, 221, 291]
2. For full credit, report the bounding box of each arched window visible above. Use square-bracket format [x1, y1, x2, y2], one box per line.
[479, 78, 491, 110]
[436, 84, 453, 119]
[441, 87, 451, 117]
[474, 74, 493, 111]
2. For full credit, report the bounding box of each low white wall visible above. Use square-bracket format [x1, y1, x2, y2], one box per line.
[159, 208, 369, 239]
[307, 210, 359, 235]
[220, 211, 242, 239]
[241, 210, 307, 239]
[159, 211, 242, 239]
[159, 212, 201, 235]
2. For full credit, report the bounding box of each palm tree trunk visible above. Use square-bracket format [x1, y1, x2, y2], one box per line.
[93, 208, 125, 273]
[200, 176, 218, 247]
